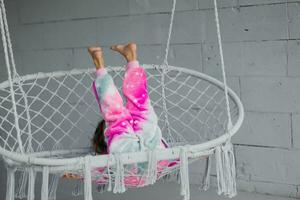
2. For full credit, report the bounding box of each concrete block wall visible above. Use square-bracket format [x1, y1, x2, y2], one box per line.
[0, 0, 300, 199]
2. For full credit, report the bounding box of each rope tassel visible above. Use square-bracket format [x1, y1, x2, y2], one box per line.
[27, 168, 36, 200]
[41, 166, 49, 200]
[84, 156, 93, 200]
[215, 142, 237, 198]
[16, 170, 28, 199]
[180, 148, 190, 200]
[113, 154, 125, 194]
[147, 149, 158, 185]
[201, 155, 211, 191]
[6, 167, 16, 200]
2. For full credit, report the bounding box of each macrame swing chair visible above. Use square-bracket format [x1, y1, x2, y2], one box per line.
[0, 0, 244, 199]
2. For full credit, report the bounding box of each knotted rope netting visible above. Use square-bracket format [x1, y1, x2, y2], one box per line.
[0, 0, 244, 200]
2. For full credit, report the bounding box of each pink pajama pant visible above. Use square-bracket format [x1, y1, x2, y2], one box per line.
[92, 61, 167, 154]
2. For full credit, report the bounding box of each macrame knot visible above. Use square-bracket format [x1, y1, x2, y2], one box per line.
[215, 141, 237, 198]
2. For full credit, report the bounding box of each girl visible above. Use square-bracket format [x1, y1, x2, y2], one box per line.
[89, 43, 167, 155]
[63, 43, 172, 180]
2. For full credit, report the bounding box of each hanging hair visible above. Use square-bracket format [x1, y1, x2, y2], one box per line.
[92, 120, 107, 154]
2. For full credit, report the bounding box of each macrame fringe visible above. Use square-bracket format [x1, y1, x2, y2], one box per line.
[201, 155, 211, 191]
[215, 141, 237, 198]
[107, 155, 112, 192]
[72, 180, 84, 196]
[113, 154, 125, 194]
[16, 169, 28, 199]
[147, 149, 157, 185]
[27, 167, 36, 200]
[48, 174, 60, 200]
[180, 148, 190, 200]
[41, 166, 49, 200]
[84, 156, 93, 200]
[6, 166, 16, 200]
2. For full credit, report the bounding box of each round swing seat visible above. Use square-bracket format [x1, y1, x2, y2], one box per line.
[0, 64, 243, 182]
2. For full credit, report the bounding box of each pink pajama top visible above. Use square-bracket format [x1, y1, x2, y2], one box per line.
[92, 61, 167, 154]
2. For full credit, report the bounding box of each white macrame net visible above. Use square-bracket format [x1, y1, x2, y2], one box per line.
[0, 66, 239, 154]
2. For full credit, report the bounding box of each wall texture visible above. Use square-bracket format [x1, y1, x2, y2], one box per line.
[0, 0, 300, 199]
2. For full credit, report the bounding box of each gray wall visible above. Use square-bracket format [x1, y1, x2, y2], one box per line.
[0, 0, 300, 199]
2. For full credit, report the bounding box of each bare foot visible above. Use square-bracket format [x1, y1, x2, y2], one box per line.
[88, 46, 105, 70]
[62, 173, 81, 180]
[110, 42, 137, 62]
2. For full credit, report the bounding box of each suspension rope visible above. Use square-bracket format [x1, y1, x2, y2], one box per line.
[0, 1, 24, 153]
[163, 0, 176, 66]
[160, 0, 177, 145]
[213, 0, 233, 131]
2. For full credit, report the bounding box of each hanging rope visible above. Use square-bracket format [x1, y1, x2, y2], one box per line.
[0, 0, 24, 153]
[163, 0, 176, 66]
[0, 0, 32, 153]
[160, 0, 177, 146]
[213, 0, 233, 131]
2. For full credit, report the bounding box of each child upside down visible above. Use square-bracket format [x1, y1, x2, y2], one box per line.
[63, 43, 172, 183]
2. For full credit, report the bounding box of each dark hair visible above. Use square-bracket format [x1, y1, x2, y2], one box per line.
[92, 120, 107, 154]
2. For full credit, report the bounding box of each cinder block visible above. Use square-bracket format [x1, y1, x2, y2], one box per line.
[287, 40, 300, 76]
[236, 179, 298, 198]
[241, 77, 300, 112]
[204, 4, 288, 42]
[97, 14, 169, 46]
[18, 0, 130, 24]
[233, 111, 291, 148]
[172, 10, 207, 44]
[137, 45, 163, 65]
[292, 114, 300, 149]
[129, 0, 198, 14]
[288, 3, 300, 39]
[14, 24, 45, 51]
[168, 44, 202, 72]
[17, 49, 73, 75]
[43, 19, 97, 49]
[72, 48, 95, 69]
[235, 146, 300, 184]
[199, 0, 287, 9]
[203, 41, 287, 77]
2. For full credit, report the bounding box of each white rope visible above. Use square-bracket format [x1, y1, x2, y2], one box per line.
[48, 174, 60, 200]
[0, 1, 24, 153]
[41, 166, 49, 200]
[5, 166, 16, 200]
[202, 155, 211, 191]
[147, 149, 158, 185]
[180, 147, 190, 200]
[160, 0, 177, 145]
[16, 170, 28, 199]
[113, 153, 125, 193]
[27, 167, 36, 200]
[163, 0, 177, 66]
[213, 0, 233, 131]
[84, 156, 93, 200]
[107, 155, 112, 192]
[215, 142, 237, 198]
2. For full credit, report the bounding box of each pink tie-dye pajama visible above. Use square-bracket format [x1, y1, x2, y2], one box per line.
[92, 61, 167, 154]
